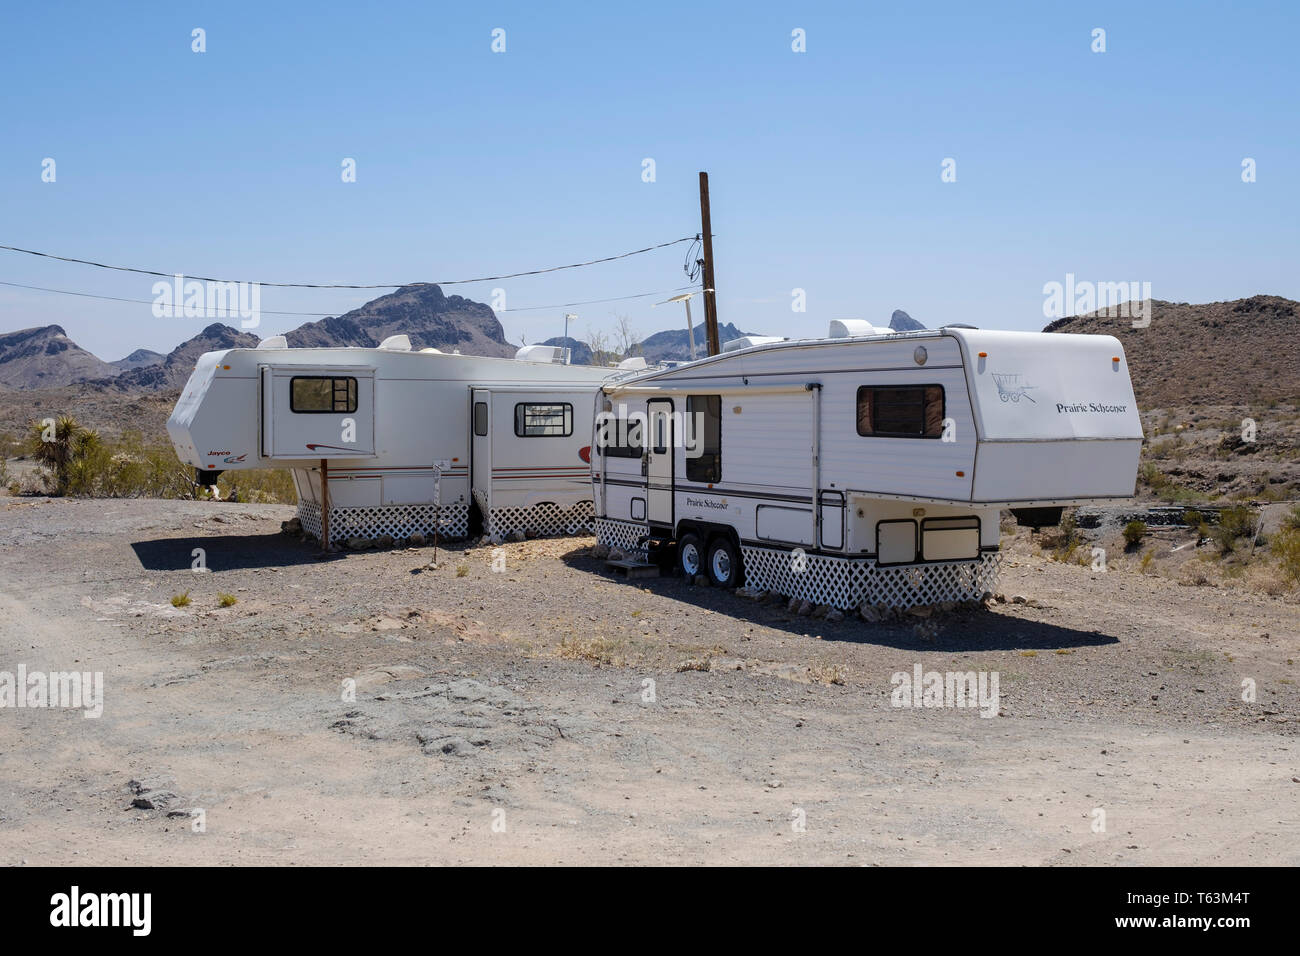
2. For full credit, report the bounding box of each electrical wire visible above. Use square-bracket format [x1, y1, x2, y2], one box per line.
[498, 285, 697, 312]
[0, 279, 331, 316]
[683, 234, 703, 283]
[0, 236, 697, 289]
[0, 277, 701, 317]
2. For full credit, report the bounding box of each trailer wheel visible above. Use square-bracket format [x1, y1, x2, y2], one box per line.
[677, 533, 704, 579]
[706, 537, 740, 588]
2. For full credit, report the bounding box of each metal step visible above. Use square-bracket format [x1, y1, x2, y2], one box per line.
[606, 558, 660, 579]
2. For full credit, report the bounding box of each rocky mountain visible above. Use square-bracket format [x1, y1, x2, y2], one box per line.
[1043, 295, 1300, 408]
[889, 309, 926, 331]
[107, 324, 261, 390]
[0, 325, 117, 388]
[638, 322, 754, 362]
[284, 284, 513, 357]
[111, 348, 164, 372]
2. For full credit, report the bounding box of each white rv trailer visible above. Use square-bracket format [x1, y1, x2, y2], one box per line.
[168, 338, 617, 544]
[591, 323, 1142, 610]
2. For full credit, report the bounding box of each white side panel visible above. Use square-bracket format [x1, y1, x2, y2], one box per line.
[972, 439, 1141, 502]
[678, 391, 813, 498]
[817, 366, 976, 501]
[327, 475, 381, 507]
[383, 472, 438, 506]
[756, 505, 814, 547]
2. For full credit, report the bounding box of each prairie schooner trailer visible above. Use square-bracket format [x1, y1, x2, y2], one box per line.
[168, 337, 617, 544]
[591, 323, 1142, 610]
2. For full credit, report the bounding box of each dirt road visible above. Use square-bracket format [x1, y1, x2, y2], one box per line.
[0, 498, 1296, 865]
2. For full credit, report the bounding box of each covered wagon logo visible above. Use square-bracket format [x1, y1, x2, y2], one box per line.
[991, 373, 1036, 404]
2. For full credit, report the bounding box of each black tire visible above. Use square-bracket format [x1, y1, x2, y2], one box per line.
[706, 536, 741, 588]
[677, 533, 704, 579]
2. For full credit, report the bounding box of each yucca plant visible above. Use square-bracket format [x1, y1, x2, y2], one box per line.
[25, 415, 100, 496]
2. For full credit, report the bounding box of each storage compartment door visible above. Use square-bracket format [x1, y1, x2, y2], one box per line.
[877, 519, 918, 565]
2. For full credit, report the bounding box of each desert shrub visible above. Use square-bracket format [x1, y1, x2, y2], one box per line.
[1272, 530, 1300, 585]
[1212, 506, 1258, 554]
[170, 592, 191, 607]
[16, 422, 297, 503]
[1138, 462, 1200, 503]
[1281, 505, 1300, 534]
[1123, 521, 1147, 547]
[217, 593, 238, 607]
[217, 467, 296, 504]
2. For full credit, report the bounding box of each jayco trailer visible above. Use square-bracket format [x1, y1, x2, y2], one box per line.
[591, 323, 1142, 610]
[168, 338, 616, 544]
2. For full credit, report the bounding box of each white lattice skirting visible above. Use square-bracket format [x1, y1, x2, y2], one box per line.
[595, 518, 650, 559]
[297, 500, 469, 542]
[488, 500, 595, 538]
[741, 546, 1003, 610]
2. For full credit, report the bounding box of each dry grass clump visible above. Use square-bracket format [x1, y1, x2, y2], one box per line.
[559, 635, 618, 664]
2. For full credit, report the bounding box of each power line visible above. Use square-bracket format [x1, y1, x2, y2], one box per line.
[0, 279, 331, 316]
[0, 237, 697, 289]
[0, 277, 701, 317]
[499, 286, 697, 312]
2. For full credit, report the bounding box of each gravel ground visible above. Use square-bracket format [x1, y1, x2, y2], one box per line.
[0, 497, 1296, 866]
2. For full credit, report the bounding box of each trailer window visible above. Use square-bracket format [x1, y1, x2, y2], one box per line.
[514, 403, 572, 437]
[856, 385, 944, 438]
[291, 376, 357, 414]
[685, 395, 721, 483]
[473, 402, 488, 436]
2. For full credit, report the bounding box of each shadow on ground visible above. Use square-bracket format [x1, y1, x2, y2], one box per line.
[131, 533, 326, 572]
[559, 545, 1120, 653]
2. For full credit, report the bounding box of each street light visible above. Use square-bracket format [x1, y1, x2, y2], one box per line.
[563, 313, 577, 365]
[653, 291, 712, 361]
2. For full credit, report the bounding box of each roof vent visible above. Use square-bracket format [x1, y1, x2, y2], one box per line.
[418, 347, 443, 353]
[515, 344, 569, 365]
[827, 319, 878, 338]
[379, 334, 412, 351]
[257, 335, 288, 349]
[722, 335, 786, 352]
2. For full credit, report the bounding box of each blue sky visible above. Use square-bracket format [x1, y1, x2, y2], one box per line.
[1, 0, 1296, 360]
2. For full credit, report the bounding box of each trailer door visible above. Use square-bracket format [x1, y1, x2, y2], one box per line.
[471, 388, 491, 513]
[645, 398, 674, 527]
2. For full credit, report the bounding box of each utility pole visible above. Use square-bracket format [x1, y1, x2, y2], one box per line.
[698, 171, 721, 356]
